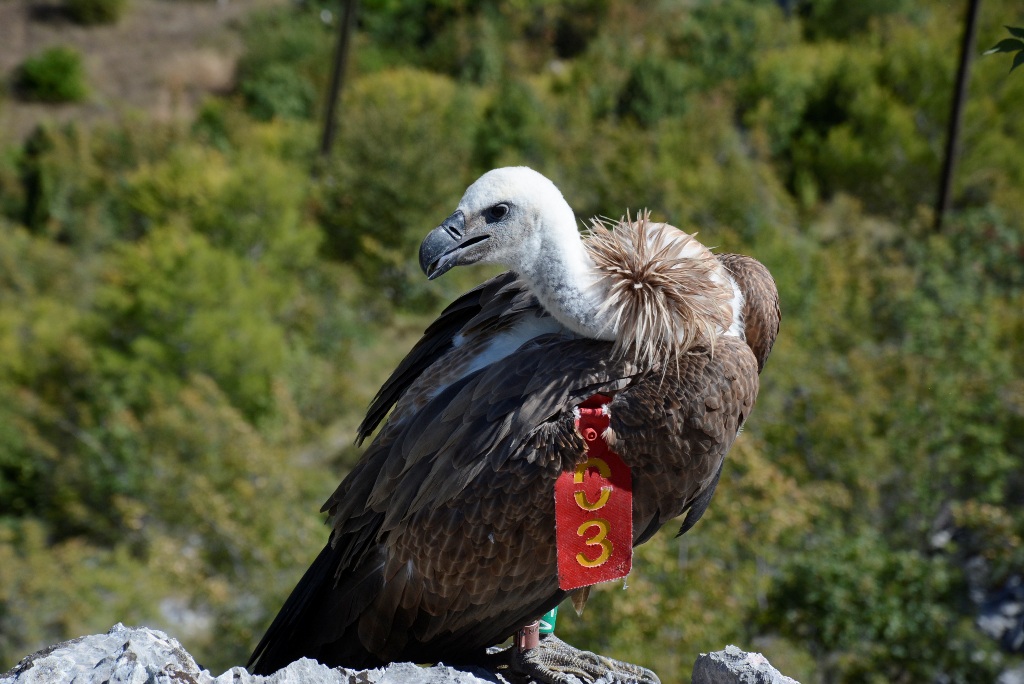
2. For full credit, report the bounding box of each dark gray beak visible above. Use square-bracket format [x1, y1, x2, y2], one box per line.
[419, 210, 475, 280]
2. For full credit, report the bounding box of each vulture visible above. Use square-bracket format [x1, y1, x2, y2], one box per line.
[248, 167, 780, 682]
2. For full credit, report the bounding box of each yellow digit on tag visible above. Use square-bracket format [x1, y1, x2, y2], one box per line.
[574, 488, 611, 511]
[575, 518, 613, 568]
[574, 457, 611, 482]
[573, 456, 612, 511]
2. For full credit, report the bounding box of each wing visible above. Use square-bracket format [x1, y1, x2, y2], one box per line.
[356, 271, 536, 443]
[249, 335, 631, 673]
[718, 253, 780, 373]
[605, 335, 759, 539]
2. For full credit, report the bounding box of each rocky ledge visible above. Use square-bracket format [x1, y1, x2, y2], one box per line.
[0, 624, 799, 684]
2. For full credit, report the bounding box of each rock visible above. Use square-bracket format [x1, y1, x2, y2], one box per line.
[999, 665, 1024, 684]
[692, 645, 800, 684]
[978, 574, 1024, 653]
[2, 624, 799, 684]
[0, 624, 507, 684]
[0, 623, 205, 684]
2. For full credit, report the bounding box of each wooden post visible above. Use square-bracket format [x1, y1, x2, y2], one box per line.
[319, 0, 359, 159]
[935, 0, 981, 232]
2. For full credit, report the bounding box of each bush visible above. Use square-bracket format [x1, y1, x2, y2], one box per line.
[741, 40, 937, 214]
[239, 63, 316, 121]
[15, 47, 88, 104]
[235, 8, 331, 121]
[315, 68, 482, 306]
[357, 0, 608, 79]
[472, 80, 551, 169]
[16, 124, 124, 247]
[761, 532, 1002, 682]
[122, 141, 322, 272]
[615, 56, 695, 128]
[65, 0, 127, 25]
[796, 0, 913, 41]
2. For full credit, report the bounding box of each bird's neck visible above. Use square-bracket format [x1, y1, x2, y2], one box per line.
[518, 214, 615, 341]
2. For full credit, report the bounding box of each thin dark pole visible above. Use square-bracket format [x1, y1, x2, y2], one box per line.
[319, 0, 359, 159]
[935, 0, 981, 232]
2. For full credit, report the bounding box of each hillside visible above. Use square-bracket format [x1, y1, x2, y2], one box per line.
[0, 0, 281, 143]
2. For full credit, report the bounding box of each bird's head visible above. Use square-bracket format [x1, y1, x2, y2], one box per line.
[419, 167, 577, 280]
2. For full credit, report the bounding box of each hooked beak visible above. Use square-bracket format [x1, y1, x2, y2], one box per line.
[419, 210, 489, 280]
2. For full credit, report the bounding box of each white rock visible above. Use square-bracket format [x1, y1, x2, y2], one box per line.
[1, 625, 507, 684]
[692, 644, 800, 684]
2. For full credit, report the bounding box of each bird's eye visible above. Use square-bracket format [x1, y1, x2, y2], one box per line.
[486, 204, 510, 222]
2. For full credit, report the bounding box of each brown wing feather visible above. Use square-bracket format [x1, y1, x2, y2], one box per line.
[356, 271, 530, 443]
[610, 335, 759, 541]
[718, 253, 781, 373]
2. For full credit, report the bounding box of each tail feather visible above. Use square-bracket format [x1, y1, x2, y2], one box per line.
[246, 541, 386, 675]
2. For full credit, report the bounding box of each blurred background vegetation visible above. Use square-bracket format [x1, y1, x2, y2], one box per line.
[1, 1, 1023, 682]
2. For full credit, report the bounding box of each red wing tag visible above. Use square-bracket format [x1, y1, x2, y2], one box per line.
[555, 395, 632, 591]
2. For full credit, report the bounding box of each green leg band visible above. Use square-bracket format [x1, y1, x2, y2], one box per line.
[539, 607, 558, 634]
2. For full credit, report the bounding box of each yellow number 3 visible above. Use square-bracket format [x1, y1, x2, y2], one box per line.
[576, 518, 613, 567]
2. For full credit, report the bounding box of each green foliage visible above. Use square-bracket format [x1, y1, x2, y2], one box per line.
[122, 143, 322, 270]
[315, 67, 483, 306]
[10, 120, 213, 251]
[741, 39, 940, 214]
[984, 26, 1024, 73]
[0, 519, 172, 659]
[0, 111, 371, 670]
[14, 47, 88, 104]
[615, 56, 695, 128]
[473, 80, 549, 168]
[795, 0, 914, 41]
[94, 226, 290, 420]
[762, 531, 1001, 683]
[235, 8, 332, 121]
[563, 0, 796, 129]
[240, 63, 317, 121]
[665, 0, 797, 88]
[16, 124, 121, 244]
[357, 0, 609, 81]
[65, 0, 128, 25]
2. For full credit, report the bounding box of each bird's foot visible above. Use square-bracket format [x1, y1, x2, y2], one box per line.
[510, 634, 660, 684]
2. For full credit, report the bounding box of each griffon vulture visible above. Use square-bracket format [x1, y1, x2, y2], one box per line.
[248, 167, 780, 683]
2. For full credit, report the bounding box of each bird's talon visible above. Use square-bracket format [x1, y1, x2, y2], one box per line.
[510, 634, 659, 684]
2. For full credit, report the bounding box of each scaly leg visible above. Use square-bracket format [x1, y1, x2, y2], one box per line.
[508, 622, 660, 684]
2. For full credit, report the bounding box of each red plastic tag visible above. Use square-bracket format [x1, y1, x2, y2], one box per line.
[555, 395, 632, 591]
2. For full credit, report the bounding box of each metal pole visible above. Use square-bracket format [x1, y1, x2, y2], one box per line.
[320, 0, 359, 159]
[935, 0, 981, 232]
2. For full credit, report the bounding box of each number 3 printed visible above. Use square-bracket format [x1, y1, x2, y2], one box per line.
[575, 518, 612, 567]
